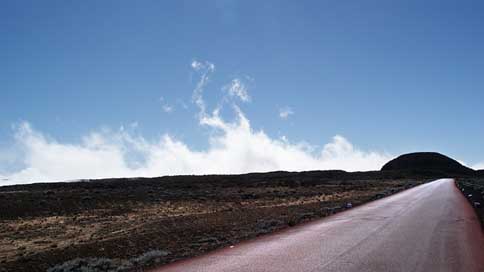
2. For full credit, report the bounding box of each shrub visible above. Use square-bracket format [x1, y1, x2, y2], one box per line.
[47, 250, 170, 272]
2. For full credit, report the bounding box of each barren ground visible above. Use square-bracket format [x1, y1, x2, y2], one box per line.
[0, 172, 428, 271]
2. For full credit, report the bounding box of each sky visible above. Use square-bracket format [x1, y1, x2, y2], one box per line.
[1, 1, 484, 185]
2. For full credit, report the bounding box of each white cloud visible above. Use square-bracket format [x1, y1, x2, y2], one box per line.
[472, 162, 484, 170]
[279, 107, 294, 119]
[162, 105, 173, 113]
[0, 60, 392, 186]
[191, 60, 201, 70]
[191, 60, 215, 117]
[191, 60, 215, 72]
[1, 119, 391, 186]
[159, 96, 174, 113]
[224, 79, 250, 102]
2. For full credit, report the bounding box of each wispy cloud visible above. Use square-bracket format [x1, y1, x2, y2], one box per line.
[0, 61, 392, 186]
[223, 78, 250, 102]
[191, 60, 214, 72]
[162, 105, 173, 113]
[279, 107, 294, 120]
[191, 60, 215, 117]
[159, 96, 174, 113]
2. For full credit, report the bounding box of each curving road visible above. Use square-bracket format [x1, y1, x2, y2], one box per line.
[153, 179, 484, 272]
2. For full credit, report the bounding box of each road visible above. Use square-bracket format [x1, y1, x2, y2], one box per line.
[152, 179, 484, 272]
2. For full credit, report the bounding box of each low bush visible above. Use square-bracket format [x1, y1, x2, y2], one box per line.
[47, 250, 169, 272]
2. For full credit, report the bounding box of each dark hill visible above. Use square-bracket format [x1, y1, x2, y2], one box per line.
[381, 152, 474, 176]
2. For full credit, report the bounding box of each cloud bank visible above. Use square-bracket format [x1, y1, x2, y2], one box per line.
[2, 121, 391, 185]
[0, 60, 392, 186]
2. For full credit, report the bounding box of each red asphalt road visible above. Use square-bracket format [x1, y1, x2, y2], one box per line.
[153, 179, 484, 272]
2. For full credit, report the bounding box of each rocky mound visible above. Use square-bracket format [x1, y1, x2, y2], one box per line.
[381, 152, 475, 176]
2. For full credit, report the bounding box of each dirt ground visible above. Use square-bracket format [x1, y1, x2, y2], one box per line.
[0, 172, 428, 271]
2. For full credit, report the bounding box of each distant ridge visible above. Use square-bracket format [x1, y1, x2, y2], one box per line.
[1, 153, 479, 189]
[381, 152, 475, 176]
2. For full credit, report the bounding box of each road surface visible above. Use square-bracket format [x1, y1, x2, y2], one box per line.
[152, 179, 484, 272]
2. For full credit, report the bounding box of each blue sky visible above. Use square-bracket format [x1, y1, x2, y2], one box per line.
[1, 1, 484, 184]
